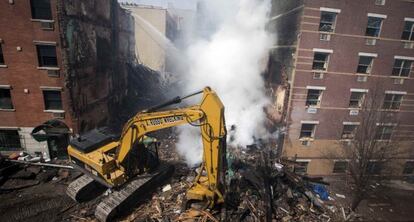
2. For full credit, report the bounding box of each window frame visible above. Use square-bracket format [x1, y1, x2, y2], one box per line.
[30, 0, 53, 20]
[366, 161, 383, 175]
[375, 125, 394, 141]
[319, 11, 338, 33]
[382, 93, 403, 110]
[401, 20, 414, 41]
[42, 89, 63, 111]
[349, 91, 366, 108]
[403, 161, 414, 174]
[0, 87, 14, 110]
[365, 16, 384, 37]
[294, 160, 310, 174]
[36, 44, 58, 68]
[356, 56, 374, 74]
[0, 44, 4, 65]
[0, 129, 22, 151]
[300, 123, 317, 139]
[306, 89, 323, 107]
[312, 52, 330, 71]
[341, 123, 359, 140]
[392, 59, 412, 77]
[333, 161, 348, 173]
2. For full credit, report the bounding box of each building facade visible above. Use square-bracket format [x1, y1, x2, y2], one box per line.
[271, 0, 414, 176]
[0, 0, 136, 158]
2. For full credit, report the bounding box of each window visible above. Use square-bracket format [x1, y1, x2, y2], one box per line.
[30, 0, 52, 20]
[306, 89, 323, 107]
[0, 130, 22, 150]
[312, 52, 330, 70]
[0, 44, 4, 65]
[0, 88, 13, 109]
[356, 56, 374, 74]
[43, 90, 62, 110]
[36, 45, 57, 67]
[366, 16, 384, 37]
[341, 124, 358, 139]
[366, 161, 383, 174]
[382, 94, 403, 110]
[401, 21, 414, 41]
[333, 161, 348, 173]
[294, 161, 309, 174]
[375, 0, 385, 5]
[349, 92, 366, 108]
[300, 124, 316, 139]
[375, 125, 393, 140]
[319, 11, 337, 32]
[403, 161, 414, 174]
[392, 59, 412, 77]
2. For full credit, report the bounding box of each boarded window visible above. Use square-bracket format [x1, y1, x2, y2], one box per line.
[319, 11, 337, 32]
[341, 125, 357, 139]
[392, 59, 412, 77]
[43, 90, 62, 110]
[312, 52, 329, 70]
[401, 21, 414, 41]
[0, 88, 13, 109]
[30, 0, 52, 20]
[36, 45, 57, 67]
[300, 124, 316, 139]
[333, 161, 348, 173]
[403, 161, 414, 174]
[366, 17, 383, 37]
[382, 94, 403, 110]
[0, 45, 4, 65]
[356, 56, 374, 74]
[294, 161, 309, 174]
[306, 89, 323, 106]
[0, 130, 22, 150]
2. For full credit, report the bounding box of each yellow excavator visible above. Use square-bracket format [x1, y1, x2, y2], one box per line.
[66, 87, 227, 221]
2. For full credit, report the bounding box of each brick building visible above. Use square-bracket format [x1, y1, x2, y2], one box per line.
[0, 0, 136, 158]
[270, 0, 414, 176]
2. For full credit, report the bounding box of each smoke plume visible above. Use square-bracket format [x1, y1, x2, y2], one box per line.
[175, 0, 273, 166]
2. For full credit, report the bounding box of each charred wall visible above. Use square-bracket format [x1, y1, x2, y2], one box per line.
[57, 0, 135, 133]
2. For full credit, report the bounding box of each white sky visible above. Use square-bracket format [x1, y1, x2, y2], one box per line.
[118, 0, 198, 10]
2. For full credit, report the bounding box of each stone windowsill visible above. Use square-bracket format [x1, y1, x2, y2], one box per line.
[299, 138, 315, 142]
[0, 64, 7, 68]
[44, 110, 64, 113]
[30, 19, 54, 23]
[0, 108, 16, 112]
[37, 67, 60, 71]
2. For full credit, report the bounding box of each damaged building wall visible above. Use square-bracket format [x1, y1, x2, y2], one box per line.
[57, 0, 135, 133]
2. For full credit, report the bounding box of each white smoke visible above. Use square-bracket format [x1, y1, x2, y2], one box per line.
[175, 0, 274, 166]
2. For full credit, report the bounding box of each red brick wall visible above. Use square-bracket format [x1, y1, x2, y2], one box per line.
[0, 0, 73, 129]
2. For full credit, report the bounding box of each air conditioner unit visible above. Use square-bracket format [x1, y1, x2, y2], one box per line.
[393, 78, 404, 85]
[375, 0, 385, 5]
[366, 38, 377, 46]
[403, 42, 414, 49]
[40, 21, 54, 30]
[313, 72, 324, 80]
[52, 112, 65, 119]
[301, 140, 311, 146]
[350, 109, 359, 116]
[320, 33, 331, 41]
[47, 70, 59, 77]
[357, 75, 368, 82]
[307, 107, 318, 114]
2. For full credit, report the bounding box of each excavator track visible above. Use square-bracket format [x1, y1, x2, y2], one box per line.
[95, 164, 175, 222]
[66, 174, 106, 202]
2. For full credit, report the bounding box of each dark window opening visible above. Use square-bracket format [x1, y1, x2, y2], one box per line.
[392, 59, 412, 77]
[403, 161, 414, 174]
[306, 89, 323, 106]
[366, 17, 383, 37]
[319, 11, 337, 32]
[294, 161, 309, 174]
[36, 45, 57, 67]
[356, 56, 374, 74]
[382, 94, 403, 110]
[375, 125, 393, 140]
[30, 0, 52, 20]
[312, 52, 329, 70]
[0, 88, 13, 109]
[349, 92, 365, 108]
[43, 90, 62, 110]
[0, 130, 22, 151]
[333, 161, 348, 173]
[401, 21, 414, 41]
[0, 45, 4, 65]
[300, 124, 316, 139]
[366, 161, 383, 174]
[342, 125, 357, 139]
